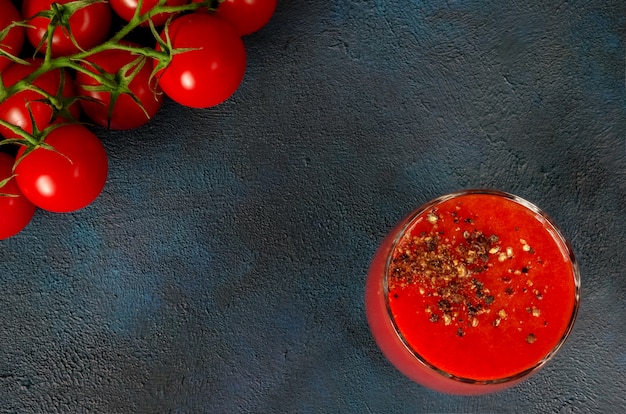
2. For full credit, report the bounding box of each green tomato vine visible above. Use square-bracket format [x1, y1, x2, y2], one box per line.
[0, 0, 276, 238]
[0, 0, 219, 150]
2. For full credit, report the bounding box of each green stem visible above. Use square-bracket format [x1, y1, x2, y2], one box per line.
[0, 0, 215, 105]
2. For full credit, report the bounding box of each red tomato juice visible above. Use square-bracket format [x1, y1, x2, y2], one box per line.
[365, 190, 580, 394]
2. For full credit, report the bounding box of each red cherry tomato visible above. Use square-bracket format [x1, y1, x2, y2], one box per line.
[110, 0, 187, 27]
[0, 59, 80, 139]
[22, 0, 112, 57]
[75, 45, 163, 130]
[213, 0, 277, 36]
[15, 124, 108, 213]
[0, 152, 37, 240]
[156, 13, 246, 108]
[0, 0, 25, 71]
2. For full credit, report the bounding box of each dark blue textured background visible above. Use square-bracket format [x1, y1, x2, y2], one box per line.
[1, 0, 625, 412]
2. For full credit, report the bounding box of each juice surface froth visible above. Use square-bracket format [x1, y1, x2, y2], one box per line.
[386, 193, 578, 381]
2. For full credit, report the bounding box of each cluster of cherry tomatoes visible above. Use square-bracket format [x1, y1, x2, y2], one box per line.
[0, 0, 277, 240]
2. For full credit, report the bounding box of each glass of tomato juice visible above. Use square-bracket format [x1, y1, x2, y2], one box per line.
[365, 189, 580, 395]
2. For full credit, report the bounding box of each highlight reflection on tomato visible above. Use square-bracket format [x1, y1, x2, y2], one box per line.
[0, 59, 80, 139]
[15, 124, 108, 213]
[110, 0, 186, 27]
[213, 0, 277, 36]
[156, 13, 246, 108]
[21, 0, 112, 56]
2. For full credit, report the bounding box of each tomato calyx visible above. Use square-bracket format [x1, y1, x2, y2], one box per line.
[0, 0, 277, 234]
[0, 174, 19, 197]
[0, 21, 31, 67]
[0, 117, 72, 163]
[150, 19, 199, 82]
[1, 1, 212, 106]
[25, 0, 107, 57]
[1, 0, 230, 142]
[77, 54, 155, 127]
[49, 69, 82, 122]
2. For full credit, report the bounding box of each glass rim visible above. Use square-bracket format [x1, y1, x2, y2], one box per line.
[383, 188, 581, 385]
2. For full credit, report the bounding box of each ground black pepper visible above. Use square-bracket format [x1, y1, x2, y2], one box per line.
[388, 208, 504, 336]
[388, 206, 547, 344]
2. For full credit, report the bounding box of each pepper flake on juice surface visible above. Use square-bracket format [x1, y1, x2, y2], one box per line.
[388, 206, 546, 344]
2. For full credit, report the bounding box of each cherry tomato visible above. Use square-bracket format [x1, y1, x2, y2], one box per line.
[110, 0, 187, 27]
[75, 44, 163, 130]
[22, 0, 112, 57]
[0, 152, 37, 240]
[0, 0, 25, 71]
[0, 59, 80, 139]
[213, 0, 277, 36]
[156, 13, 246, 108]
[15, 124, 108, 213]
